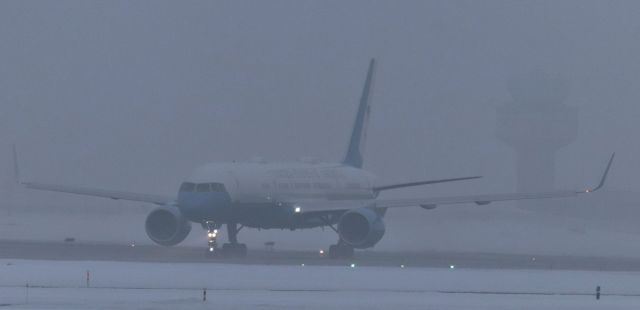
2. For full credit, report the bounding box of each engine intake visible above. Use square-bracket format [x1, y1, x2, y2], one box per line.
[337, 208, 385, 249]
[145, 207, 191, 246]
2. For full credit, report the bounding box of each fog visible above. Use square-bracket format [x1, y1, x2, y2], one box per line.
[1, 1, 639, 254]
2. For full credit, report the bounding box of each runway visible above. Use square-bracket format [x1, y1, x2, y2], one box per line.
[2, 257, 640, 309]
[0, 239, 638, 271]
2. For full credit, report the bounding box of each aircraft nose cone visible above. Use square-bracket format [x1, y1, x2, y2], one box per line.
[177, 192, 232, 221]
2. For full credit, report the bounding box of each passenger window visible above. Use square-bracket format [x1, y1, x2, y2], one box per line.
[196, 183, 211, 192]
[180, 182, 196, 192]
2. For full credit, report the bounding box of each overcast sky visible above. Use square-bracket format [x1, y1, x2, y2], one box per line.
[1, 1, 639, 250]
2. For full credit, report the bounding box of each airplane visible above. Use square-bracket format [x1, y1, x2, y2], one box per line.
[14, 59, 614, 259]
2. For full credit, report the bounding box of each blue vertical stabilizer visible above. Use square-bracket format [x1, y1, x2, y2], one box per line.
[343, 59, 376, 168]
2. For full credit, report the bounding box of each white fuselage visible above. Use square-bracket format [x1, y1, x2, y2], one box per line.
[176, 161, 379, 228]
[185, 161, 379, 204]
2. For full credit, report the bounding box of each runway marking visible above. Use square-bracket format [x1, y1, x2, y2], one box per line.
[1, 284, 639, 298]
[3, 239, 640, 271]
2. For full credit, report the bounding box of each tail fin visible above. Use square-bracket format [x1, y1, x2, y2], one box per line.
[343, 58, 376, 168]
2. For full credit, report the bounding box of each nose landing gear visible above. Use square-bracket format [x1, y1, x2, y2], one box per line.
[203, 221, 247, 258]
[204, 221, 220, 256]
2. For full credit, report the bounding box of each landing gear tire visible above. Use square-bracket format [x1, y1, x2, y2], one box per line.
[221, 243, 248, 258]
[328, 244, 354, 259]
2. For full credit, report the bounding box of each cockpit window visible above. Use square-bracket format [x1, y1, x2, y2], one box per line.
[180, 182, 196, 192]
[196, 183, 211, 192]
[211, 183, 226, 192]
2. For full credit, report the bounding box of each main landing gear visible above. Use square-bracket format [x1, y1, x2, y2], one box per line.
[222, 222, 247, 257]
[328, 240, 354, 259]
[317, 215, 355, 259]
[204, 221, 247, 258]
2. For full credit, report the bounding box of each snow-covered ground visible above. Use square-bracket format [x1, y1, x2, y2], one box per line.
[1, 259, 639, 309]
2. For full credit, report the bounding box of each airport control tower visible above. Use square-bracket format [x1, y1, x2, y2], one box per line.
[496, 72, 577, 198]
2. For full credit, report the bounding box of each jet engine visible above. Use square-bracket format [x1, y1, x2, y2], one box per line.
[337, 208, 385, 249]
[145, 207, 191, 246]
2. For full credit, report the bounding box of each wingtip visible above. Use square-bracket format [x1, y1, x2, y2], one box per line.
[587, 152, 615, 193]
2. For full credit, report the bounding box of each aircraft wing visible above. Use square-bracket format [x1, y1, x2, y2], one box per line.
[372, 176, 482, 192]
[294, 190, 579, 213]
[295, 153, 614, 214]
[22, 181, 177, 206]
[13, 146, 176, 206]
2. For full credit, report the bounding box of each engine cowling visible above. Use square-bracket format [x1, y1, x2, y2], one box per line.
[337, 208, 385, 249]
[145, 207, 191, 246]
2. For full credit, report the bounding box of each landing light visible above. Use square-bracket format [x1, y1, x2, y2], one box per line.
[319, 249, 325, 256]
[350, 263, 356, 268]
[449, 265, 455, 270]
[294, 207, 302, 213]
[209, 247, 214, 252]
[400, 265, 405, 268]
